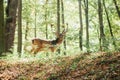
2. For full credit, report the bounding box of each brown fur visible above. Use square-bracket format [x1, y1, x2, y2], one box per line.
[31, 24, 68, 56]
[31, 34, 65, 55]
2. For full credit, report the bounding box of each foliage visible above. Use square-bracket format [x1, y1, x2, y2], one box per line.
[20, 0, 120, 53]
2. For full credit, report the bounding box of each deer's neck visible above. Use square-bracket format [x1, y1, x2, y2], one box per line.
[51, 38, 63, 45]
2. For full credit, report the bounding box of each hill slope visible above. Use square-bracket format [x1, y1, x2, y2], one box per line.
[0, 52, 120, 80]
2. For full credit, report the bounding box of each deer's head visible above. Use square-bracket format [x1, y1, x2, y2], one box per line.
[54, 24, 68, 44]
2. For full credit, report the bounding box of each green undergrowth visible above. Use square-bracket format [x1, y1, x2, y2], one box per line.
[0, 51, 120, 80]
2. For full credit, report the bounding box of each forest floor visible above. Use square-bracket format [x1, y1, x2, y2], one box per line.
[0, 51, 120, 80]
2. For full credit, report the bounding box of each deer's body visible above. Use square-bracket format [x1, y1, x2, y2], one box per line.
[31, 38, 63, 55]
[30, 24, 68, 56]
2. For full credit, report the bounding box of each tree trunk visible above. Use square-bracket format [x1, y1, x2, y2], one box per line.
[57, 0, 60, 34]
[61, 0, 66, 55]
[57, 0, 60, 54]
[78, 0, 83, 51]
[84, 0, 89, 52]
[0, 0, 5, 55]
[103, 0, 116, 50]
[25, 21, 29, 40]
[98, 0, 107, 51]
[5, 0, 18, 52]
[113, 0, 120, 18]
[34, 0, 37, 38]
[45, 0, 48, 39]
[17, 0, 22, 57]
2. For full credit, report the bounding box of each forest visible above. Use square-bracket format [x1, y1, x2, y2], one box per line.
[0, 0, 120, 80]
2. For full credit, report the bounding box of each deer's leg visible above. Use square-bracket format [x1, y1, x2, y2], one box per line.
[31, 47, 35, 54]
[50, 47, 55, 52]
[33, 48, 41, 57]
[49, 47, 56, 57]
[31, 44, 37, 54]
[30, 48, 36, 56]
[31, 44, 40, 56]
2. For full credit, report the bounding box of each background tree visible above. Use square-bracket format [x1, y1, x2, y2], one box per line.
[23, 0, 32, 41]
[78, 0, 83, 51]
[34, 0, 37, 38]
[44, 0, 48, 39]
[98, 0, 107, 51]
[84, 0, 89, 52]
[57, 0, 60, 34]
[113, 0, 120, 18]
[25, 21, 29, 40]
[57, 0, 60, 54]
[103, 0, 116, 50]
[61, 0, 66, 55]
[0, 0, 5, 55]
[17, 0, 22, 57]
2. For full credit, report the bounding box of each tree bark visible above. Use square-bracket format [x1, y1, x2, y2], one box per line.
[45, 0, 48, 39]
[34, 0, 37, 38]
[57, 0, 60, 34]
[84, 0, 89, 52]
[25, 21, 29, 40]
[61, 0, 66, 55]
[17, 0, 22, 57]
[57, 0, 60, 54]
[98, 0, 107, 51]
[5, 0, 18, 52]
[0, 0, 5, 55]
[78, 0, 83, 51]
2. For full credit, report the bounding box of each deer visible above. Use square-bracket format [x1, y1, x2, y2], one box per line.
[30, 24, 68, 56]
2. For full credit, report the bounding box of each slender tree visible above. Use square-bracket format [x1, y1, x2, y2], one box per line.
[57, 0, 60, 33]
[45, 0, 48, 39]
[78, 0, 83, 51]
[61, 0, 66, 55]
[57, 0, 60, 54]
[103, 0, 116, 50]
[17, 0, 22, 57]
[0, 0, 5, 55]
[113, 0, 120, 18]
[25, 21, 29, 40]
[98, 0, 107, 51]
[34, 0, 37, 38]
[84, 0, 89, 52]
[23, 0, 31, 40]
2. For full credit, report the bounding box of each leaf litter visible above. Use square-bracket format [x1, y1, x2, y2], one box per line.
[0, 52, 120, 80]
